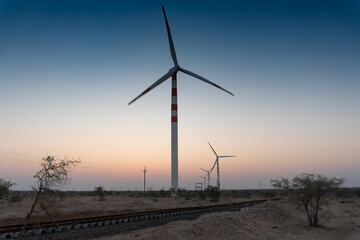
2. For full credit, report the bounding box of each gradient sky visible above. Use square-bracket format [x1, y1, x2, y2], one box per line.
[1, 0, 359, 191]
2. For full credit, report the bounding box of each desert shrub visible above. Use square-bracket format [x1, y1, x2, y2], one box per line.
[354, 189, 360, 197]
[176, 188, 191, 199]
[185, 192, 191, 200]
[94, 185, 106, 201]
[223, 190, 251, 198]
[9, 192, 24, 202]
[197, 190, 206, 200]
[108, 188, 115, 196]
[230, 190, 239, 197]
[0, 178, 15, 198]
[271, 173, 344, 226]
[57, 191, 68, 201]
[263, 190, 276, 198]
[206, 186, 220, 202]
[149, 191, 157, 197]
[335, 188, 355, 198]
[241, 190, 251, 199]
[159, 189, 171, 197]
[176, 188, 186, 197]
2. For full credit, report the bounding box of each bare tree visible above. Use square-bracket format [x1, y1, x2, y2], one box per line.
[271, 173, 344, 226]
[0, 178, 15, 198]
[20, 156, 80, 236]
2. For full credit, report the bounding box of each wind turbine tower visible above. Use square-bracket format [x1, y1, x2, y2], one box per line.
[208, 142, 236, 191]
[142, 166, 147, 193]
[129, 7, 234, 191]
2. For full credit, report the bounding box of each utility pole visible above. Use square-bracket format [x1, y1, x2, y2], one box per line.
[142, 166, 147, 194]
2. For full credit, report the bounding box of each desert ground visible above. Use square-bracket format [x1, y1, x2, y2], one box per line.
[0, 194, 260, 226]
[97, 198, 360, 240]
[2, 194, 360, 240]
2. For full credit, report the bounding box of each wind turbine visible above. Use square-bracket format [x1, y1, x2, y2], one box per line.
[208, 142, 235, 191]
[128, 7, 234, 191]
[200, 168, 211, 188]
[199, 176, 206, 191]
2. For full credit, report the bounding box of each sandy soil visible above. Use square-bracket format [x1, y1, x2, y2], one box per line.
[0, 195, 256, 226]
[97, 198, 360, 240]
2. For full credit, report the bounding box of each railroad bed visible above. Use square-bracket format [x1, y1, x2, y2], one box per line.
[0, 198, 280, 239]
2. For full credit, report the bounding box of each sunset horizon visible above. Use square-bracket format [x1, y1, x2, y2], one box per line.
[1, 0, 359, 191]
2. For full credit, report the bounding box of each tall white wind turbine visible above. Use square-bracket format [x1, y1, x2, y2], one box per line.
[128, 7, 234, 191]
[208, 142, 235, 191]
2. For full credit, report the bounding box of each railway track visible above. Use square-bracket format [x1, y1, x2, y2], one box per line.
[0, 198, 281, 239]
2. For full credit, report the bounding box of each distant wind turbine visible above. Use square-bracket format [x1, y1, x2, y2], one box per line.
[208, 142, 235, 191]
[128, 7, 234, 191]
[199, 176, 206, 190]
[200, 168, 211, 188]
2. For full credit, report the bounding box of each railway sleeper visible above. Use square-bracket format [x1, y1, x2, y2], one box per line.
[74, 224, 82, 230]
[35, 228, 45, 235]
[89, 222, 96, 228]
[80, 223, 89, 229]
[0, 233, 11, 239]
[10, 231, 21, 238]
[26, 230, 35, 237]
[65, 225, 74, 231]
[45, 227, 56, 234]
[0, 198, 277, 239]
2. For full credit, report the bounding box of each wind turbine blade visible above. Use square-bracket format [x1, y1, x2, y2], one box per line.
[128, 67, 176, 105]
[200, 168, 208, 173]
[219, 156, 236, 158]
[210, 159, 217, 172]
[179, 67, 234, 96]
[207, 141, 218, 157]
[162, 6, 178, 66]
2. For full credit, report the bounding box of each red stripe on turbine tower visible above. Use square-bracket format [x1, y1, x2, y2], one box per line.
[171, 104, 177, 110]
[172, 88, 177, 96]
[171, 116, 178, 122]
[143, 88, 151, 94]
[213, 83, 221, 89]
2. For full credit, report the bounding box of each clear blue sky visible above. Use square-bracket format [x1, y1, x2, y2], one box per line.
[1, 0, 359, 190]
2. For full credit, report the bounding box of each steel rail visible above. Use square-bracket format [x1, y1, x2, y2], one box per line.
[0, 198, 281, 238]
